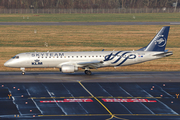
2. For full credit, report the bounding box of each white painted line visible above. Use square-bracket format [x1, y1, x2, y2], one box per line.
[7, 88, 22, 116]
[61, 83, 88, 114]
[119, 85, 155, 114]
[43, 85, 67, 115]
[138, 85, 178, 115]
[158, 86, 174, 98]
[26, 89, 43, 115]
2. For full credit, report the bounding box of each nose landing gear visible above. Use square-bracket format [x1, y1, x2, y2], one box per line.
[20, 68, 25, 75]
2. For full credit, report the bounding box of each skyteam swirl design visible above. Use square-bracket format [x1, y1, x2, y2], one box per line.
[104, 51, 136, 66]
[153, 34, 167, 48]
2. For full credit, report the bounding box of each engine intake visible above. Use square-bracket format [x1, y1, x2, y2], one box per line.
[60, 65, 78, 73]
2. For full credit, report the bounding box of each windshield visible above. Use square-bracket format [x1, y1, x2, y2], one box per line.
[12, 56, 19, 59]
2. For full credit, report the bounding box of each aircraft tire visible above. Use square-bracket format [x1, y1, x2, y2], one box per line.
[85, 70, 92, 75]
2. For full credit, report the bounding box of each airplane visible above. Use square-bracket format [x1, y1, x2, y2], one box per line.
[4, 26, 173, 75]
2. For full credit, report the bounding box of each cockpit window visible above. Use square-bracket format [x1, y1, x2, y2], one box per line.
[12, 56, 19, 59]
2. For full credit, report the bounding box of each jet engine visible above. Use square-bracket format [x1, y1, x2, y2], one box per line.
[60, 65, 78, 73]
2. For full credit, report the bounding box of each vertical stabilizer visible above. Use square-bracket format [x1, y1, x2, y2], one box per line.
[139, 26, 170, 51]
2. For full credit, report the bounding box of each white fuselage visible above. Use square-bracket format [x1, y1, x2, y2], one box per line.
[4, 51, 164, 69]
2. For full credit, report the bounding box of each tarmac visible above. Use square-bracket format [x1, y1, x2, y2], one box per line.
[1, 21, 180, 119]
[0, 71, 180, 120]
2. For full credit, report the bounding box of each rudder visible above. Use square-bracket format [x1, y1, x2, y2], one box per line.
[139, 26, 170, 51]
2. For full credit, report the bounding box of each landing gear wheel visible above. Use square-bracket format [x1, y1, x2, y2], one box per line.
[20, 68, 25, 75]
[85, 70, 92, 75]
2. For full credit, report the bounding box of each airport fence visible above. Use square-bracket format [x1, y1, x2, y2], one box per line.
[0, 8, 180, 14]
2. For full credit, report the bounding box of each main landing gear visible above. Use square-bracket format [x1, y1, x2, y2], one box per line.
[84, 70, 92, 75]
[20, 68, 25, 75]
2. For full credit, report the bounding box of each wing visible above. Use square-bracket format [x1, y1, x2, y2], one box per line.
[77, 60, 104, 69]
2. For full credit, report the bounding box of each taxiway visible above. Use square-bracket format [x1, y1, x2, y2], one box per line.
[0, 72, 180, 120]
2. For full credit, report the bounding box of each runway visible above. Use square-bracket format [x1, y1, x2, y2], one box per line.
[0, 71, 180, 83]
[0, 71, 180, 120]
[0, 22, 180, 26]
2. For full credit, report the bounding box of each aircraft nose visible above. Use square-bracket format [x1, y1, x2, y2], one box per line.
[4, 61, 10, 67]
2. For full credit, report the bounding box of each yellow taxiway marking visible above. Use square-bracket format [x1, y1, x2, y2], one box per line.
[78, 81, 112, 115]
[96, 96, 161, 99]
[78, 81, 127, 120]
[29, 96, 93, 99]
[114, 114, 180, 116]
[38, 113, 180, 120]
[29, 96, 161, 99]
[38, 114, 110, 117]
[176, 94, 179, 98]
[106, 115, 128, 120]
[38, 114, 180, 117]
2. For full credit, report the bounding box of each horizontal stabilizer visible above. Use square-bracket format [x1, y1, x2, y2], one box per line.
[153, 51, 173, 57]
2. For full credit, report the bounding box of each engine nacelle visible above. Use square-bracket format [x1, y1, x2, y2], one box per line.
[60, 65, 78, 73]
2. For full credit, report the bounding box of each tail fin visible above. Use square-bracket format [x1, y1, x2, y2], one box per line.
[138, 26, 170, 51]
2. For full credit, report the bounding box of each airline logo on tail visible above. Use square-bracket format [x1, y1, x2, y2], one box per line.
[155, 35, 166, 47]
